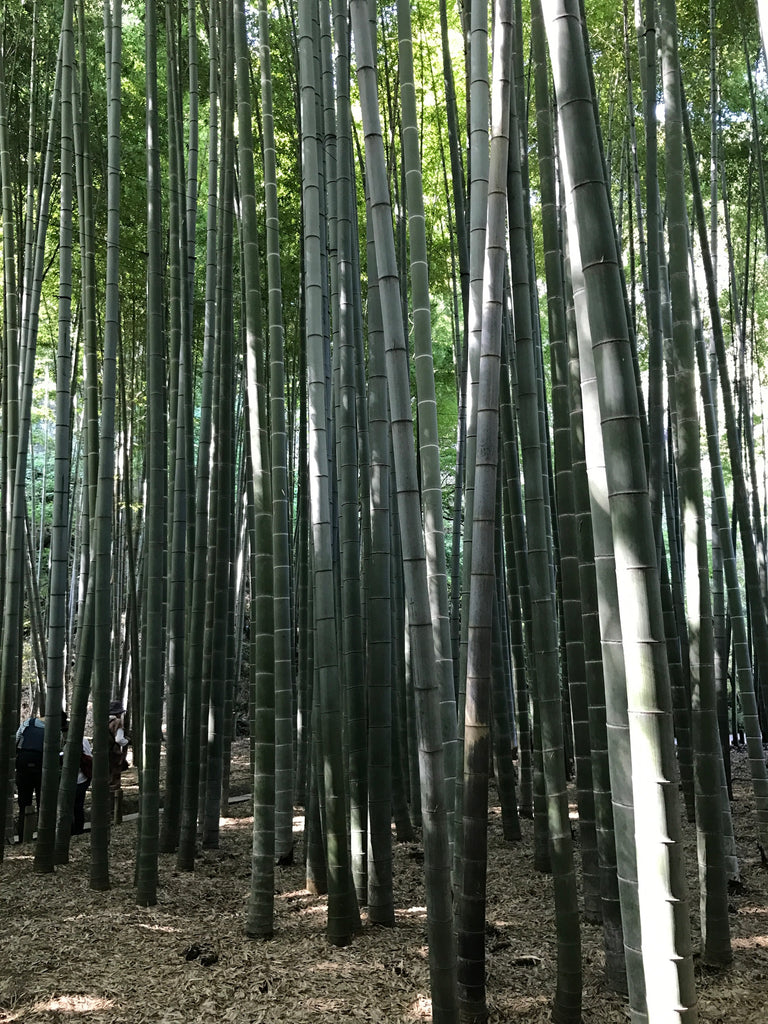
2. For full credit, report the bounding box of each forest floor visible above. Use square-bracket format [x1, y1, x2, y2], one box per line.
[0, 740, 767, 1023]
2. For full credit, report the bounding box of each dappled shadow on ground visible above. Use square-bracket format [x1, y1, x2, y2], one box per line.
[1, 741, 766, 1022]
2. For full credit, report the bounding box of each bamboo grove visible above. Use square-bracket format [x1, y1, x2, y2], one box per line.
[1, 0, 768, 1021]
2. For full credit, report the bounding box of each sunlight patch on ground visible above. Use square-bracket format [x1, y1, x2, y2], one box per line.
[32, 994, 115, 1014]
[295, 901, 327, 916]
[219, 816, 249, 830]
[399, 905, 430, 929]
[732, 935, 768, 950]
[410, 994, 433, 1019]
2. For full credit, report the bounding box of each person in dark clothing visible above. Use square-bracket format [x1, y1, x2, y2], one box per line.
[15, 715, 45, 841]
[72, 746, 92, 834]
[60, 714, 93, 835]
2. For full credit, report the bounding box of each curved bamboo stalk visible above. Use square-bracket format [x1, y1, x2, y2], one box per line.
[396, 0, 457, 845]
[543, 2, 697, 1018]
[350, 0, 457, 1014]
[660, 0, 732, 966]
[531, 0, 625, 988]
[34, 2, 71, 874]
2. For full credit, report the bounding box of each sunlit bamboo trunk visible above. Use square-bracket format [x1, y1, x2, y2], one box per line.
[543, 2, 697, 1019]
[299, 0, 358, 948]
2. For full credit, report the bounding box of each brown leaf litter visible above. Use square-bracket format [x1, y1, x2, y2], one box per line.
[0, 741, 766, 1022]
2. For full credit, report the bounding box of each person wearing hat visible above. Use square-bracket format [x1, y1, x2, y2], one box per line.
[108, 700, 129, 791]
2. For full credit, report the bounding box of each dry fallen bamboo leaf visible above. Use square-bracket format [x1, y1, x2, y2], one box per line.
[0, 741, 766, 1023]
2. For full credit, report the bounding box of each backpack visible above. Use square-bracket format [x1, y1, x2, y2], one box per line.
[19, 717, 44, 752]
[16, 718, 44, 769]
